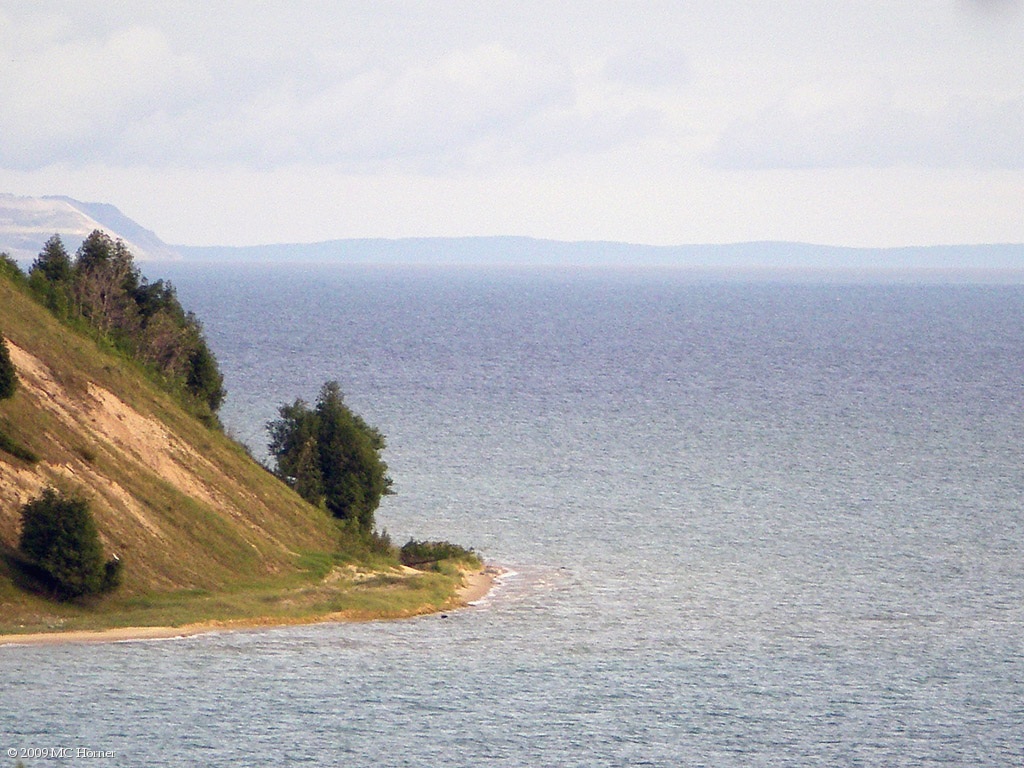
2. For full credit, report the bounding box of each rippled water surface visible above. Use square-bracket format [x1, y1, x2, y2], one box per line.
[3, 266, 1022, 766]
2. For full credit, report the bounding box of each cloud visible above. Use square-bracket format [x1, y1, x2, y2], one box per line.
[960, 0, 1021, 17]
[188, 42, 659, 172]
[0, 17, 207, 169]
[0, 10, 660, 176]
[3, 3, 1022, 247]
[603, 45, 691, 90]
[708, 88, 1024, 170]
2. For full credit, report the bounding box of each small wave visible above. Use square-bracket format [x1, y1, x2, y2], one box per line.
[465, 565, 516, 606]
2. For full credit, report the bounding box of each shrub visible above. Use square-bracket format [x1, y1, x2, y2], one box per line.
[0, 426, 38, 463]
[18, 488, 122, 600]
[102, 555, 124, 592]
[0, 334, 16, 400]
[368, 527, 394, 556]
[0, 252, 25, 282]
[399, 539, 480, 569]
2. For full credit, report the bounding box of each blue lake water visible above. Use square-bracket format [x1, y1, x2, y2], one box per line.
[2, 264, 1023, 766]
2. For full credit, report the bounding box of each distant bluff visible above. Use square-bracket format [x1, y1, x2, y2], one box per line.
[0, 194, 178, 263]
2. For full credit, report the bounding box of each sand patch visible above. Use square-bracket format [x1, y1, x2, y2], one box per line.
[2, 341, 221, 510]
[84, 384, 219, 509]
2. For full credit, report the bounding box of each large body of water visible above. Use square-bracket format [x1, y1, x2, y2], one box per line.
[3, 264, 1023, 766]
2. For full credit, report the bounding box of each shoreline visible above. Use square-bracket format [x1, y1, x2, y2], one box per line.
[0, 565, 504, 647]
[455, 564, 505, 604]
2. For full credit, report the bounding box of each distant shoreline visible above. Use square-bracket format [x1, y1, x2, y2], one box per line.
[0, 565, 504, 647]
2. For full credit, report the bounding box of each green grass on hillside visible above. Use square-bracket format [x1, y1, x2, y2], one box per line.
[0, 270, 478, 636]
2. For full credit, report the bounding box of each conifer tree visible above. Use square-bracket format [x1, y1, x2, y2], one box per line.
[31, 234, 73, 283]
[19, 489, 121, 599]
[28, 234, 74, 316]
[268, 381, 392, 534]
[0, 334, 16, 400]
[72, 231, 140, 336]
[315, 381, 392, 532]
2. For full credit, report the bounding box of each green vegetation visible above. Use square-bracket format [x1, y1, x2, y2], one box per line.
[0, 333, 15, 400]
[268, 381, 393, 534]
[0, 238, 482, 636]
[400, 539, 482, 570]
[0, 335, 34, 461]
[17, 489, 122, 600]
[0, 423, 37, 463]
[0, 252, 23, 283]
[26, 231, 225, 423]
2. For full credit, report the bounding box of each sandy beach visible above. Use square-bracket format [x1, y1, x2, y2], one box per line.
[0, 565, 503, 647]
[455, 564, 504, 604]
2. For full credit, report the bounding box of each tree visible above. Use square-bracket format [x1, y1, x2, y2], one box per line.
[28, 235, 74, 316]
[185, 337, 226, 414]
[0, 334, 16, 400]
[24, 230, 226, 420]
[315, 382, 391, 532]
[31, 234, 73, 283]
[72, 231, 140, 337]
[268, 399, 324, 504]
[18, 489, 121, 599]
[268, 381, 392, 533]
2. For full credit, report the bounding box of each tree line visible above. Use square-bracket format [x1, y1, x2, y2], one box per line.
[23, 231, 224, 421]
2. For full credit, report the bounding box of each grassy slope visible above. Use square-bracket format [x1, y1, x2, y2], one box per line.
[0, 274, 466, 636]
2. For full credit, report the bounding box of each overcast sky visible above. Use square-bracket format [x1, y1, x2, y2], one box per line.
[1, 1, 1022, 247]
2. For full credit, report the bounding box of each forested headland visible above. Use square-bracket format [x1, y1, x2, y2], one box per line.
[0, 233, 481, 636]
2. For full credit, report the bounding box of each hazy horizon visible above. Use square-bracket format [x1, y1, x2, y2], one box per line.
[1, 4, 1022, 248]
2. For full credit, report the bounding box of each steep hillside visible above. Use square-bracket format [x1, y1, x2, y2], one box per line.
[0, 274, 471, 636]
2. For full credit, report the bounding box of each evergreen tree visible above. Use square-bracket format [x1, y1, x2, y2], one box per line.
[185, 338, 226, 413]
[31, 234, 73, 283]
[28, 234, 74, 315]
[74, 229, 116, 272]
[268, 400, 324, 506]
[268, 381, 392, 533]
[18, 489, 120, 599]
[315, 382, 391, 532]
[0, 333, 16, 399]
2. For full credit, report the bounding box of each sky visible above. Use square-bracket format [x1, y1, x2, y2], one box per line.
[1, 1, 1022, 248]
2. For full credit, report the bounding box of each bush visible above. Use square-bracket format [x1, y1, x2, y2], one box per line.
[399, 539, 480, 569]
[0, 426, 37, 463]
[103, 555, 124, 592]
[0, 334, 16, 400]
[18, 488, 122, 600]
[0, 252, 25, 282]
